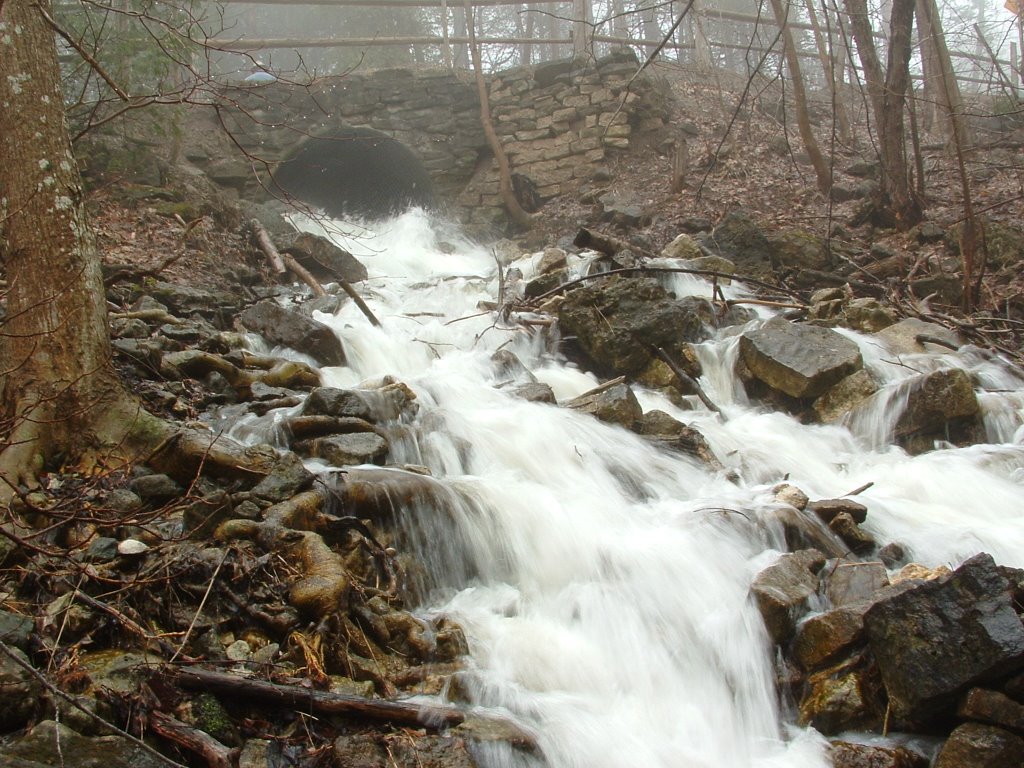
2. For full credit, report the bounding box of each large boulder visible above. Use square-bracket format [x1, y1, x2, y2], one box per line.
[557, 276, 707, 378]
[766, 228, 830, 272]
[863, 554, 1024, 722]
[740, 317, 863, 399]
[704, 210, 775, 275]
[934, 723, 1024, 768]
[895, 368, 980, 451]
[239, 300, 345, 366]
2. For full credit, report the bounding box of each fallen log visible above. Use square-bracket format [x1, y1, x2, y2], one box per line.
[167, 666, 466, 729]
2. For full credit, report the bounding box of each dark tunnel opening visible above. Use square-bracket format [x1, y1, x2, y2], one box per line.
[271, 127, 438, 220]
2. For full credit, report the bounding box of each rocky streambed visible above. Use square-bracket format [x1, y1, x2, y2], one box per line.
[1, 211, 1024, 768]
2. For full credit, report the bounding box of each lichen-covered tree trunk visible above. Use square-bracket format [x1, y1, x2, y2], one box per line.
[0, 0, 163, 496]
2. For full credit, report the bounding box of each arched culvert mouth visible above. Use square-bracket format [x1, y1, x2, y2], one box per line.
[271, 127, 437, 220]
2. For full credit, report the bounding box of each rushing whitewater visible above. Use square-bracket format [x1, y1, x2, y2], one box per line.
[239, 209, 1024, 768]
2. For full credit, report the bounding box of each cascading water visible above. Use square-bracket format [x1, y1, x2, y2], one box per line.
[232, 209, 1024, 767]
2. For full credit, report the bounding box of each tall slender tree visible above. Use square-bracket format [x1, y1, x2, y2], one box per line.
[843, 0, 922, 228]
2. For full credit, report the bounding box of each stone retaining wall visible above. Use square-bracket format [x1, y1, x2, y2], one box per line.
[462, 50, 670, 219]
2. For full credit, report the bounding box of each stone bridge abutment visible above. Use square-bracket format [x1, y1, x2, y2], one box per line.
[185, 50, 669, 225]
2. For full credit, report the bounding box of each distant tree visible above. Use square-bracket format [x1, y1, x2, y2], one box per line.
[843, 0, 923, 228]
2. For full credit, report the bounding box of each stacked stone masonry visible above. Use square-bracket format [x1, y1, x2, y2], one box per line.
[191, 50, 667, 222]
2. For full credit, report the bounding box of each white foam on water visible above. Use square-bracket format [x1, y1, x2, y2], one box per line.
[242, 209, 1024, 767]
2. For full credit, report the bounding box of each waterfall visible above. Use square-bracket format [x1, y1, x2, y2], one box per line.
[239, 209, 1024, 767]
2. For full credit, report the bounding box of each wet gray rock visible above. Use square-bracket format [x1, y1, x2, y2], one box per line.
[842, 298, 897, 333]
[249, 450, 315, 503]
[740, 317, 863, 399]
[278, 231, 368, 283]
[78, 650, 164, 694]
[557, 276, 707, 378]
[659, 232, 703, 261]
[808, 498, 868, 525]
[182, 488, 233, 538]
[813, 369, 879, 425]
[537, 247, 567, 274]
[934, 723, 1024, 768]
[598, 192, 649, 228]
[306, 433, 389, 466]
[0, 720, 169, 768]
[0, 609, 33, 651]
[705, 210, 774, 274]
[766, 228, 830, 272]
[129, 473, 184, 505]
[634, 410, 723, 470]
[864, 554, 1024, 721]
[751, 549, 826, 645]
[895, 368, 980, 450]
[510, 382, 557, 403]
[239, 299, 345, 366]
[303, 387, 375, 421]
[825, 561, 888, 606]
[873, 317, 961, 357]
[137, 281, 244, 325]
[491, 350, 537, 385]
[829, 740, 928, 768]
[567, 383, 642, 429]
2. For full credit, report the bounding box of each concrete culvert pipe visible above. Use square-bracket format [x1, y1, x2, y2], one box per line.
[271, 127, 437, 220]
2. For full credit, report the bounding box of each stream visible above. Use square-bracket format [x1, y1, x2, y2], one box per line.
[234, 209, 1024, 768]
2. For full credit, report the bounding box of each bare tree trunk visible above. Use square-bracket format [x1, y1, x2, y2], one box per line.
[917, 0, 971, 150]
[768, 0, 832, 194]
[914, 0, 942, 133]
[804, 0, 852, 140]
[692, 0, 713, 70]
[573, 0, 592, 56]
[0, 0, 164, 496]
[843, 0, 922, 228]
[640, 0, 660, 57]
[463, 0, 533, 229]
[916, 0, 977, 308]
[521, 2, 536, 64]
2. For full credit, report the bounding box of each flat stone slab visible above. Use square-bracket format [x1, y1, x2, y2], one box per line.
[740, 317, 863, 399]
